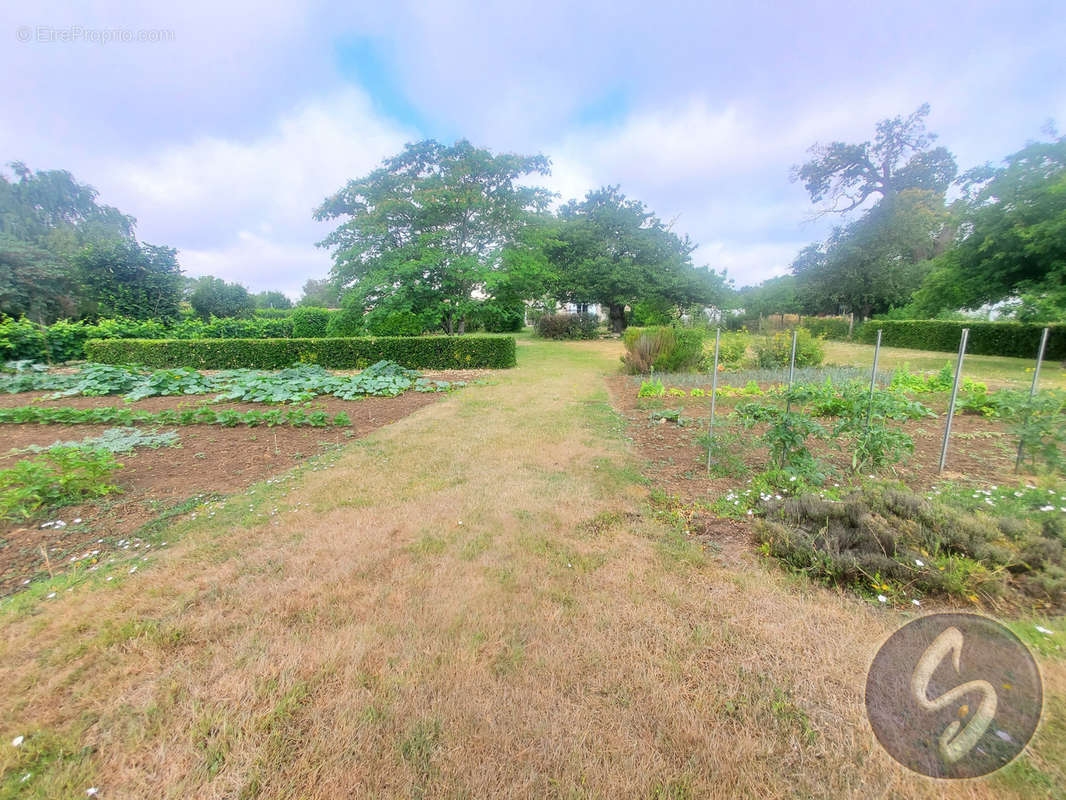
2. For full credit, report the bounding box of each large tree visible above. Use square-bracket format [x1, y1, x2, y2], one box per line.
[792, 104, 957, 215]
[189, 276, 255, 321]
[792, 189, 949, 318]
[315, 140, 552, 334]
[0, 162, 182, 322]
[910, 136, 1066, 319]
[547, 186, 729, 332]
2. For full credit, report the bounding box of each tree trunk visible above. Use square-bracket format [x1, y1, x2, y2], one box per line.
[458, 316, 466, 335]
[445, 311, 454, 335]
[609, 303, 626, 334]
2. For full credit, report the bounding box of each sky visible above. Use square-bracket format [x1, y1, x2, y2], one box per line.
[2, 1, 1064, 297]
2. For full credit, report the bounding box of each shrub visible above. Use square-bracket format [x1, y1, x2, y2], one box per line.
[0, 316, 49, 361]
[291, 307, 331, 338]
[470, 300, 525, 333]
[753, 328, 824, 368]
[622, 327, 704, 374]
[801, 316, 851, 340]
[700, 330, 750, 370]
[85, 336, 517, 369]
[629, 298, 674, 326]
[857, 320, 1066, 359]
[535, 313, 598, 340]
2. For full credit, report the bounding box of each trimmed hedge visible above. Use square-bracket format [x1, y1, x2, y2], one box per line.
[856, 320, 1065, 360]
[85, 336, 517, 370]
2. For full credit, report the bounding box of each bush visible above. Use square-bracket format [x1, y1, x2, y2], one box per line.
[291, 307, 331, 338]
[470, 300, 525, 333]
[857, 320, 1066, 359]
[629, 298, 674, 327]
[622, 326, 704, 373]
[801, 316, 851, 340]
[0, 446, 121, 521]
[535, 313, 598, 340]
[85, 336, 517, 370]
[753, 328, 824, 368]
[701, 330, 750, 370]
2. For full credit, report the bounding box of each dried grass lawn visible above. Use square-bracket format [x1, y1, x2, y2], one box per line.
[1, 337, 1063, 799]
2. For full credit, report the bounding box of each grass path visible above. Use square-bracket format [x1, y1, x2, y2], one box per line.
[1, 339, 1063, 798]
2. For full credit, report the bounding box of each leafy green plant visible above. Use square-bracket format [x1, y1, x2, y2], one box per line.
[637, 379, 665, 398]
[734, 401, 826, 476]
[0, 447, 121, 521]
[13, 427, 179, 454]
[0, 405, 353, 428]
[752, 328, 824, 368]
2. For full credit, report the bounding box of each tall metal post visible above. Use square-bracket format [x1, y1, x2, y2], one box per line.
[865, 329, 883, 434]
[781, 329, 799, 469]
[706, 328, 721, 471]
[1015, 327, 1050, 471]
[938, 328, 969, 474]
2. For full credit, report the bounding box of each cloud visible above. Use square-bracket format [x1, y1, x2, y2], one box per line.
[93, 88, 413, 296]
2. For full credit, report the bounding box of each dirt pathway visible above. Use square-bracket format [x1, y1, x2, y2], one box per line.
[0, 338, 1061, 799]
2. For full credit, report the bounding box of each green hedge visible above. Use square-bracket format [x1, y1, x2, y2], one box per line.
[856, 320, 1065, 360]
[85, 336, 517, 370]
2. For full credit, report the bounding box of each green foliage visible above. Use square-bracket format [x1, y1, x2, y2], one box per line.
[364, 309, 426, 337]
[16, 427, 180, 454]
[734, 401, 827, 476]
[535, 312, 598, 340]
[622, 326, 704, 373]
[189, 276, 255, 321]
[253, 291, 292, 310]
[637, 378, 665, 398]
[547, 186, 731, 332]
[800, 316, 851, 340]
[291, 306, 330, 338]
[890, 362, 987, 394]
[298, 277, 341, 308]
[969, 388, 1066, 472]
[910, 135, 1066, 317]
[629, 298, 675, 326]
[700, 330, 750, 370]
[0, 405, 354, 429]
[468, 300, 525, 332]
[0, 446, 120, 521]
[857, 319, 1066, 359]
[316, 140, 552, 335]
[84, 335, 517, 369]
[752, 328, 824, 368]
[74, 238, 182, 320]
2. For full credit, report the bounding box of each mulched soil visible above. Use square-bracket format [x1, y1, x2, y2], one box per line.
[606, 374, 1029, 549]
[0, 389, 446, 596]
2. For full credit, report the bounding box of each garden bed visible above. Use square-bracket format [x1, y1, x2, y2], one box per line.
[0, 390, 441, 596]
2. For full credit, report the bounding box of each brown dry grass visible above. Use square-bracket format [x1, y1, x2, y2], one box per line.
[1, 338, 1063, 799]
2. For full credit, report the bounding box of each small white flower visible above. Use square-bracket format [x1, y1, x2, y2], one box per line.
[46, 592, 56, 599]
[1036, 625, 1053, 635]
[1014, 491, 1023, 497]
[995, 730, 1014, 743]
[128, 567, 137, 574]
[20, 772, 31, 782]
[1040, 505, 1055, 512]
[877, 595, 887, 603]
[915, 559, 924, 567]
[788, 476, 796, 482]
[12, 735, 24, 747]
[86, 788, 99, 797]
[73, 518, 82, 524]
[746, 509, 754, 516]
[106, 576, 113, 582]
[911, 599, 921, 606]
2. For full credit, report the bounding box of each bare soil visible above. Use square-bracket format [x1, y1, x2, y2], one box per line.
[0, 391, 440, 596]
[605, 374, 1026, 508]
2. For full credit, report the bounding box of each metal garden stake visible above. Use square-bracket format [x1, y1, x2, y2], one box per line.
[781, 329, 799, 469]
[1015, 327, 1050, 472]
[937, 328, 969, 474]
[706, 328, 721, 471]
[864, 329, 882, 434]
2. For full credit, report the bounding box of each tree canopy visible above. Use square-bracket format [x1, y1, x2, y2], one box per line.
[792, 104, 957, 215]
[910, 136, 1066, 320]
[0, 162, 182, 322]
[189, 276, 255, 321]
[546, 186, 731, 331]
[315, 139, 552, 334]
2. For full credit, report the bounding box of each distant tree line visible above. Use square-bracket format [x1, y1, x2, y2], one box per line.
[740, 106, 1066, 324]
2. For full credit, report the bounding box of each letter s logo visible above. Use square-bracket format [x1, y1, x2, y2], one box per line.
[910, 626, 997, 763]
